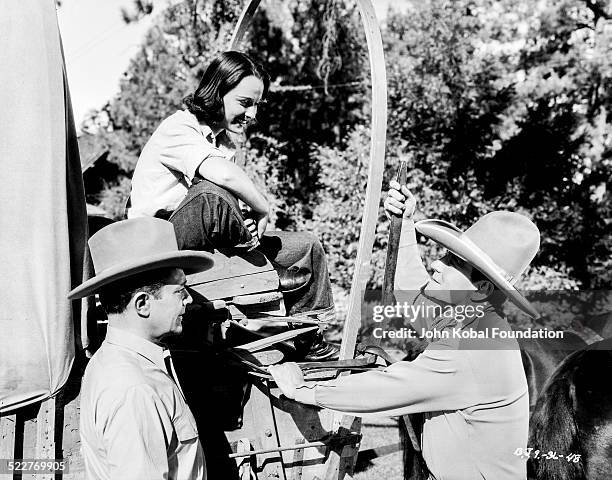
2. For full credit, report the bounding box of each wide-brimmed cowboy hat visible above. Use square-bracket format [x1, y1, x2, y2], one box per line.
[68, 217, 214, 300]
[415, 211, 540, 318]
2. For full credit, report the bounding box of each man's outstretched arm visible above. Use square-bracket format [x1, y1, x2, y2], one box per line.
[269, 348, 476, 417]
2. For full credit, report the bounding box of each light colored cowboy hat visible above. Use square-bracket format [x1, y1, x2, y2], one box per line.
[68, 217, 214, 300]
[415, 211, 540, 318]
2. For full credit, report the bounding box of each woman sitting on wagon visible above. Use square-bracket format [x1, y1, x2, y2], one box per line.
[128, 51, 336, 360]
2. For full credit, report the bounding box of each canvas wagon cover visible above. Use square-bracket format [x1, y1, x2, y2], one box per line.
[0, 0, 88, 412]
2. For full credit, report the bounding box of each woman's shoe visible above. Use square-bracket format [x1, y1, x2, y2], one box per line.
[272, 263, 311, 293]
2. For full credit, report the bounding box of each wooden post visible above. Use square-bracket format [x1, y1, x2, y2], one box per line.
[33, 398, 55, 480]
[0, 413, 17, 463]
[326, 0, 388, 476]
[228, 380, 288, 480]
[381, 160, 408, 307]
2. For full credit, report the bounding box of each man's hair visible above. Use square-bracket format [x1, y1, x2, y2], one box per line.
[470, 267, 507, 311]
[183, 51, 270, 126]
[98, 268, 175, 315]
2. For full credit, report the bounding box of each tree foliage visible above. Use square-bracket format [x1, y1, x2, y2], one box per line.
[80, 0, 612, 304]
[380, 0, 611, 291]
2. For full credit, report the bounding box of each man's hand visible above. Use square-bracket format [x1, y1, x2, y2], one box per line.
[268, 363, 304, 400]
[384, 180, 416, 220]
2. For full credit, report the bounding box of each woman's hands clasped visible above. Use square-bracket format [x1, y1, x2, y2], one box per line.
[244, 211, 268, 244]
[242, 202, 269, 246]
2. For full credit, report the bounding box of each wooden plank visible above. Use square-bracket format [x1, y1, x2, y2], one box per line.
[189, 270, 279, 301]
[229, 0, 263, 49]
[20, 404, 38, 480]
[289, 438, 305, 480]
[339, 0, 387, 363]
[235, 438, 253, 480]
[188, 248, 279, 299]
[269, 388, 330, 480]
[315, 415, 360, 480]
[381, 161, 408, 306]
[0, 413, 16, 460]
[61, 398, 83, 479]
[187, 250, 274, 284]
[57, 362, 85, 480]
[226, 381, 286, 480]
[32, 398, 55, 480]
[35, 398, 55, 459]
[326, 0, 388, 477]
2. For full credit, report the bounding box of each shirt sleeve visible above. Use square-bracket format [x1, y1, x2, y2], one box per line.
[395, 219, 430, 292]
[393, 219, 439, 333]
[158, 120, 233, 182]
[296, 347, 477, 416]
[101, 384, 174, 480]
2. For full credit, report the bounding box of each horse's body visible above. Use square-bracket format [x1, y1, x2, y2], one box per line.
[519, 332, 588, 411]
[582, 310, 612, 340]
[528, 338, 612, 480]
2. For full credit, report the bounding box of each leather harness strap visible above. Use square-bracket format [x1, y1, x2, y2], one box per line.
[356, 343, 395, 366]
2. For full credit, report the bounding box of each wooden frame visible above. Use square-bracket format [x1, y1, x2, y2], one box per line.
[227, 1, 387, 478]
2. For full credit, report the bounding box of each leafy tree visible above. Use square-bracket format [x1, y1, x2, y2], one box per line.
[486, 0, 612, 288]
[380, 0, 611, 292]
[239, 0, 368, 227]
[80, 0, 611, 310]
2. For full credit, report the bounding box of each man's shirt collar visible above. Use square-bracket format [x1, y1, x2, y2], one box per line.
[105, 326, 167, 372]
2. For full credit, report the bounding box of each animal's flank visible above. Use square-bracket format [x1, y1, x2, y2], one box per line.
[528, 349, 585, 480]
[528, 339, 612, 480]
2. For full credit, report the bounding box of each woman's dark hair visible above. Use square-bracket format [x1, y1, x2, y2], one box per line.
[183, 51, 270, 125]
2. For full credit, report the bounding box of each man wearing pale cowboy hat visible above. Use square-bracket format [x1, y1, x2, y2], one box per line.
[68, 217, 215, 480]
[270, 181, 540, 480]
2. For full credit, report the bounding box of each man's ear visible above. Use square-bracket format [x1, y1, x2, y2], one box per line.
[470, 280, 495, 302]
[132, 291, 152, 317]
